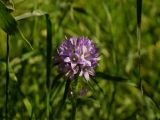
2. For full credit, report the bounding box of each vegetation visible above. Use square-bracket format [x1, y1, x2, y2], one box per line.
[0, 0, 160, 119]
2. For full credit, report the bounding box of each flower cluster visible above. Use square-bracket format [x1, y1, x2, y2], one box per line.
[55, 36, 99, 80]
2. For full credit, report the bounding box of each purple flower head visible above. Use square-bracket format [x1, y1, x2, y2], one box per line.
[55, 36, 99, 80]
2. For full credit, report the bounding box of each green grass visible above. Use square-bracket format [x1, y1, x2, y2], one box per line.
[0, 0, 160, 119]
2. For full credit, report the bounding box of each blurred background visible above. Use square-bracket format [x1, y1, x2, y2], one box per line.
[0, 0, 160, 119]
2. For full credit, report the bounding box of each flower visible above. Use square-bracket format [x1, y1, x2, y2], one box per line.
[55, 36, 99, 80]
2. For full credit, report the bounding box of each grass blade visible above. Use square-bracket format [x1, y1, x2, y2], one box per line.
[96, 72, 127, 82]
[46, 14, 52, 89]
[0, 1, 33, 49]
[91, 78, 103, 93]
[51, 74, 62, 89]
[137, 0, 142, 27]
[45, 14, 52, 118]
[137, 0, 143, 93]
[15, 10, 46, 21]
[5, 34, 9, 120]
[0, 0, 17, 34]
[55, 80, 71, 117]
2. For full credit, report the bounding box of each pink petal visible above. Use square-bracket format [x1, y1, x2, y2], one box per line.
[71, 63, 77, 68]
[79, 70, 83, 76]
[64, 57, 71, 62]
[82, 46, 87, 54]
[84, 72, 90, 81]
[86, 60, 91, 66]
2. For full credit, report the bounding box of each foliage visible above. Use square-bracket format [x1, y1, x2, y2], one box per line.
[0, 0, 160, 119]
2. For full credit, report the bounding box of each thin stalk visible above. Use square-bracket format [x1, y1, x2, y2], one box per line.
[46, 14, 52, 119]
[55, 80, 71, 117]
[71, 77, 78, 120]
[137, 26, 142, 93]
[46, 91, 50, 118]
[137, 0, 143, 94]
[71, 99, 77, 120]
[46, 14, 52, 89]
[106, 8, 118, 120]
[5, 34, 9, 120]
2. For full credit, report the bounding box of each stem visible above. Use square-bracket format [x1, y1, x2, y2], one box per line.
[46, 14, 52, 89]
[56, 80, 71, 117]
[46, 91, 50, 119]
[46, 14, 52, 119]
[137, 26, 143, 94]
[71, 78, 78, 120]
[71, 99, 77, 120]
[6, 34, 9, 120]
[137, 0, 143, 94]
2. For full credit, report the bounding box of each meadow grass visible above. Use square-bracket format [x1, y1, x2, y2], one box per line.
[0, 0, 160, 119]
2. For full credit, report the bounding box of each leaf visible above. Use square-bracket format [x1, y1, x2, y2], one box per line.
[12, 27, 33, 49]
[46, 14, 52, 89]
[96, 72, 127, 82]
[73, 7, 88, 15]
[15, 10, 47, 20]
[137, 0, 142, 27]
[77, 97, 97, 106]
[142, 81, 160, 109]
[51, 74, 62, 89]
[137, 0, 142, 93]
[9, 65, 17, 82]
[50, 80, 64, 102]
[0, 0, 17, 34]
[1, 0, 14, 12]
[0, 1, 33, 49]
[62, 80, 71, 105]
[0, 62, 17, 81]
[23, 98, 32, 117]
[14, 10, 47, 49]
[102, 2, 112, 23]
[91, 78, 103, 93]
[55, 80, 71, 117]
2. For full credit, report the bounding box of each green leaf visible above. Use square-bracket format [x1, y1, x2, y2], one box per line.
[13, 10, 47, 49]
[46, 14, 52, 89]
[9, 65, 17, 82]
[51, 74, 62, 89]
[77, 97, 97, 106]
[142, 81, 160, 109]
[55, 80, 71, 117]
[73, 7, 88, 15]
[23, 98, 32, 117]
[0, 62, 17, 81]
[14, 28, 33, 49]
[15, 10, 47, 20]
[0, 0, 17, 34]
[96, 72, 127, 82]
[0, 1, 33, 49]
[137, 0, 142, 27]
[1, 0, 14, 12]
[91, 78, 103, 93]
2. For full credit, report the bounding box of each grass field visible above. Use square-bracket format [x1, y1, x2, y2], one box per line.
[0, 0, 160, 119]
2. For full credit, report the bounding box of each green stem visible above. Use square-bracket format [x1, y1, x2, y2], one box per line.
[71, 99, 77, 120]
[45, 14, 52, 119]
[46, 14, 52, 89]
[137, 26, 142, 94]
[46, 91, 50, 119]
[56, 80, 71, 117]
[137, 0, 143, 94]
[71, 78, 78, 120]
[6, 34, 9, 120]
